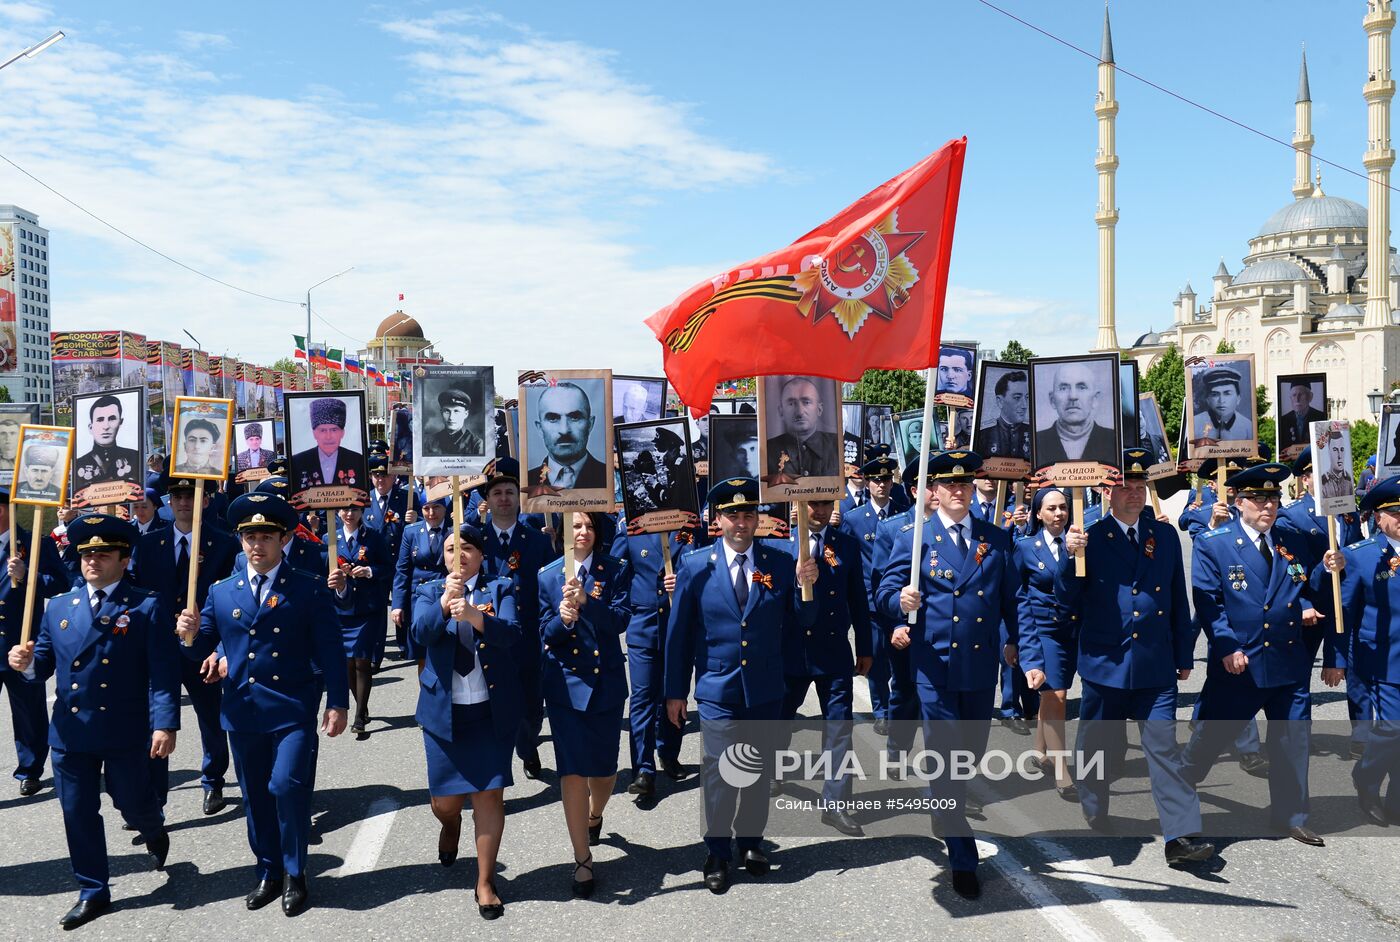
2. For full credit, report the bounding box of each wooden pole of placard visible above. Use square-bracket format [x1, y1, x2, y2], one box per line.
[660, 537, 674, 602]
[1327, 516, 1345, 634]
[450, 475, 465, 575]
[1068, 487, 1086, 577]
[993, 480, 1007, 527]
[796, 500, 813, 602]
[176, 479, 207, 647]
[326, 512, 338, 579]
[17, 506, 42, 647]
[1148, 481, 1162, 518]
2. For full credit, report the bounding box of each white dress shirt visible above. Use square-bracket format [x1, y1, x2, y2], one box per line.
[451, 574, 490, 705]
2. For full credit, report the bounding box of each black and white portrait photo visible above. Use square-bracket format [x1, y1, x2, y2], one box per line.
[71, 386, 146, 506]
[709, 414, 760, 481]
[1311, 420, 1356, 513]
[413, 364, 494, 477]
[1028, 354, 1122, 470]
[934, 342, 977, 409]
[864, 404, 893, 451]
[233, 419, 278, 472]
[284, 390, 368, 506]
[616, 418, 698, 530]
[518, 368, 614, 509]
[492, 407, 513, 459]
[1185, 354, 1257, 459]
[894, 409, 944, 470]
[613, 375, 668, 424]
[842, 401, 865, 469]
[1276, 372, 1327, 461]
[758, 374, 841, 479]
[390, 403, 414, 473]
[1379, 403, 1400, 479]
[0, 404, 38, 487]
[171, 397, 234, 481]
[972, 361, 1031, 475]
[12, 425, 73, 506]
[1119, 362, 1140, 449]
[1138, 392, 1173, 471]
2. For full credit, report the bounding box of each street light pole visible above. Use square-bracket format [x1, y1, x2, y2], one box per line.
[0, 30, 63, 72]
[303, 266, 354, 385]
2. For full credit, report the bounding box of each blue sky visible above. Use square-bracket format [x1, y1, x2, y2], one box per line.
[0, 1, 1384, 382]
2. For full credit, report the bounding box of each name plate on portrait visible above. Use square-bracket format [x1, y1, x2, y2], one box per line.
[978, 456, 1031, 481]
[1044, 461, 1114, 488]
[234, 467, 272, 485]
[629, 509, 700, 534]
[72, 480, 144, 508]
[291, 484, 368, 510]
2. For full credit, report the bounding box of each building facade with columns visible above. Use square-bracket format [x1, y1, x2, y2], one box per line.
[359, 310, 441, 427]
[1121, 2, 1400, 423]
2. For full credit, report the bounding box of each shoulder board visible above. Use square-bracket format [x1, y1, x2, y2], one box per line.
[899, 521, 916, 532]
[536, 560, 560, 577]
[681, 545, 710, 561]
[1201, 526, 1231, 539]
[1347, 537, 1378, 551]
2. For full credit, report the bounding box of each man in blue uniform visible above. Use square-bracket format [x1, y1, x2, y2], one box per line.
[665, 477, 817, 894]
[877, 451, 1020, 900]
[0, 487, 70, 796]
[8, 514, 178, 929]
[132, 473, 239, 816]
[1316, 475, 1400, 825]
[839, 444, 910, 517]
[840, 453, 902, 735]
[478, 457, 558, 778]
[1183, 461, 1327, 846]
[362, 455, 409, 553]
[176, 492, 348, 917]
[972, 476, 1037, 736]
[1059, 449, 1214, 866]
[774, 498, 871, 835]
[610, 517, 705, 797]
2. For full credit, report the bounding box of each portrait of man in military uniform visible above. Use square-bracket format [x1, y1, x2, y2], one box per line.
[71, 389, 144, 497]
[710, 414, 760, 481]
[285, 392, 367, 493]
[1315, 425, 1356, 502]
[427, 384, 484, 457]
[973, 364, 1031, 462]
[170, 397, 233, 480]
[760, 374, 841, 479]
[1188, 361, 1255, 445]
[617, 418, 696, 522]
[0, 403, 39, 486]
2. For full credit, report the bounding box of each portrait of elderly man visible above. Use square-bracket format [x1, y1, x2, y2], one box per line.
[174, 418, 224, 475]
[980, 369, 1030, 460]
[0, 415, 20, 471]
[16, 443, 63, 502]
[765, 375, 840, 478]
[235, 421, 276, 471]
[73, 394, 141, 487]
[1033, 360, 1118, 466]
[289, 397, 364, 488]
[936, 345, 974, 399]
[527, 381, 607, 488]
[1279, 380, 1327, 452]
[1192, 366, 1253, 442]
[616, 381, 658, 424]
[430, 384, 484, 456]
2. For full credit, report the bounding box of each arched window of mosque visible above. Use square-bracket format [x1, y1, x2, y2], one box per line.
[1145, 354, 1160, 371]
[1265, 329, 1291, 364]
[1304, 341, 1345, 373]
[1225, 311, 1251, 350]
[1188, 335, 1211, 357]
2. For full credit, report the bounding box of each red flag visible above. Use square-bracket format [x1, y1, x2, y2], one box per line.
[646, 139, 966, 415]
[398, 293, 405, 301]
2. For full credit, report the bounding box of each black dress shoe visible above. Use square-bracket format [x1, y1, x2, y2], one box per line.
[951, 869, 981, 900]
[474, 881, 505, 919]
[572, 854, 595, 899]
[522, 756, 543, 780]
[1056, 784, 1080, 802]
[587, 814, 604, 846]
[245, 879, 281, 910]
[439, 815, 461, 867]
[145, 829, 170, 870]
[1359, 790, 1389, 826]
[351, 713, 367, 734]
[1164, 837, 1215, 864]
[281, 874, 309, 917]
[964, 797, 985, 819]
[741, 848, 770, 877]
[60, 898, 110, 930]
[1239, 752, 1270, 777]
[873, 718, 890, 737]
[18, 777, 41, 797]
[203, 787, 227, 816]
[627, 771, 655, 796]
[1351, 741, 1368, 760]
[661, 756, 690, 780]
[1288, 825, 1325, 846]
[769, 779, 783, 797]
[1000, 716, 1031, 736]
[1084, 813, 1113, 833]
[702, 855, 729, 894]
[821, 809, 864, 836]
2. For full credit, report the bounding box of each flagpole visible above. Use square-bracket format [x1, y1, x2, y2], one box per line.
[906, 368, 937, 626]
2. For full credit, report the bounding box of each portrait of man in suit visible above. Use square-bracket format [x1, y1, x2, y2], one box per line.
[763, 375, 840, 478]
[1278, 378, 1327, 453]
[289, 396, 365, 489]
[235, 421, 276, 471]
[1032, 359, 1119, 467]
[527, 381, 607, 489]
[936, 345, 974, 400]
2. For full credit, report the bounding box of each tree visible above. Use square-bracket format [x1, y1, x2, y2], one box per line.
[0, 386, 11, 404]
[1141, 344, 1184, 448]
[998, 340, 1035, 363]
[1254, 384, 1274, 456]
[1215, 339, 1236, 354]
[850, 369, 927, 412]
[1351, 419, 1379, 481]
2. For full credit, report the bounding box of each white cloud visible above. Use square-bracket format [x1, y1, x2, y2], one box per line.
[942, 286, 1096, 358]
[0, 3, 52, 26]
[174, 30, 232, 53]
[0, 13, 773, 389]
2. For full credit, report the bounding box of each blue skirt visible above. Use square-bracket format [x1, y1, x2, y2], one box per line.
[548, 695, 624, 778]
[423, 702, 514, 795]
[342, 615, 386, 660]
[1039, 626, 1079, 691]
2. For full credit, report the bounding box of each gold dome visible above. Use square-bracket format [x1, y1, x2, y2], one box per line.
[375, 311, 423, 339]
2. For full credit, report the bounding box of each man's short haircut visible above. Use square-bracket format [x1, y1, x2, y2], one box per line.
[994, 370, 1027, 398]
[941, 347, 973, 370]
[89, 395, 123, 421]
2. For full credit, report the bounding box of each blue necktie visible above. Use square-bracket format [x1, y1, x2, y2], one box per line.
[733, 553, 749, 609]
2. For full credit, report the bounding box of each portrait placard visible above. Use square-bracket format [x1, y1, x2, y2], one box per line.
[934, 342, 977, 409]
[413, 364, 494, 477]
[71, 386, 146, 506]
[613, 375, 668, 424]
[1119, 361, 1140, 448]
[491, 407, 513, 459]
[842, 401, 865, 470]
[616, 418, 698, 533]
[893, 408, 944, 471]
[390, 403, 414, 475]
[1137, 392, 1174, 480]
[232, 418, 279, 483]
[284, 390, 369, 509]
[517, 369, 614, 512]
[971, 360, 1031, 480]
[1184, 353, 1257, 460]
[0, 403, 40, 487]
[1310, 420, 1356, 516]
[864, 404, 893, 453]
[730, 396, 757, 415]
[170, 397, 234, 482]
[709, 414, 760, 482]
[1378, 403, 1400, 480]
[756, 374, 844, 501]
[11, 425, 74, 507]
[1028, 353, 1122, 485]
[1276, 372, 1327, 463]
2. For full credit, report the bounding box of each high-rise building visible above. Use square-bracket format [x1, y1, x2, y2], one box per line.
[0, 204, 52, 410]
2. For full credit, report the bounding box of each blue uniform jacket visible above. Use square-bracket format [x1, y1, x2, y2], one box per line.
[1013, 531, 1078, 668]
[131, 525, 239, 625]
[839, 485, 911, 517]
[482, 523, 558, 639]
[190, 566, 348, 732]
[234, 534, 327, 578]
[333, 526, 393, 624]
[362, 484, 409, 553]
[772, 528, 873, 676]
[1193, 518, 1324, 687]
[411, 576, 522, 743]
[1279, 494, 1363, 557]
[664, 543, 816, 705]
[1318, 535, 1400, 683]
[392, 521, 450, 613]
[876, 514, 1019, 692]
[839, 501, 902, 617]
[30, 582, 179, 752]
[1055, 516, 1193, 689]
[609, 524, 710, 647]
[538, 554, 632, 711]
[0, 527, 71, 674]
[1177, 485, 1221, 538]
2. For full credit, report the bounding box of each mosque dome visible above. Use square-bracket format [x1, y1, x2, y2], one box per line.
[375, 311, 424, 339]
[1230, 257, 1313, 286]
[1256, 194, 1367, 237]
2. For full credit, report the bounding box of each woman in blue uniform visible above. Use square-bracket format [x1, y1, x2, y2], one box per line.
[538, 511, 631, 898]
[1014, 486, 1078, 800]
[411, 524, 522, 921]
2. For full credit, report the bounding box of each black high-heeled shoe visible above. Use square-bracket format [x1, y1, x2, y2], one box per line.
[474, 881, 504, 920]
[587, 813, 604, 846]
[438, 815, 461, 867]
[572, 854, 595, 899]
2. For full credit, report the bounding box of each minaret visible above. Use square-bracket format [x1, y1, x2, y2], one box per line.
[1365, 0, 1396, 328]
[1293, 47, 1314, 200]
[1093, 5, 1120, 352]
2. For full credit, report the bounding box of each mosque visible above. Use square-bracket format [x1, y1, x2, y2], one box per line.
[1107, 3, 1400, 422]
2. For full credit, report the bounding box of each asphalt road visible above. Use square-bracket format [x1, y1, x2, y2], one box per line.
[3, 496, 1399, 940]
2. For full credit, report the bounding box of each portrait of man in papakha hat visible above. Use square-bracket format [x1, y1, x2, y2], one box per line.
[235, 421, 276, 471]
[16, 442, 64, 502]
[289, 396, 365, 489]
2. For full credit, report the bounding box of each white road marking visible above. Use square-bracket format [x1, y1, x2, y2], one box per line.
[334, 797, 399, 876]
[981, 837, 1109, 942]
